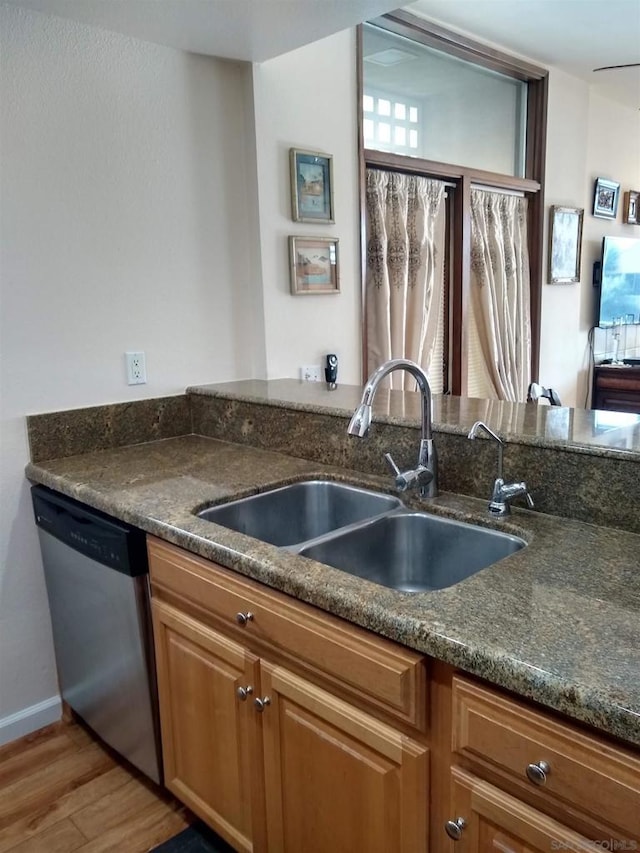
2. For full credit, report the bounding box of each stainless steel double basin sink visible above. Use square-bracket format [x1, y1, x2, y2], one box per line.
[197, 480, 526, 593]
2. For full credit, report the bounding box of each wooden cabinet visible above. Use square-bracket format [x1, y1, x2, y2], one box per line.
[447, 767, 595, 852]
[152, 600, 263, 852]
[445, 675, 640, 849]
[592, 364, 640, 413]
[148, 537, 429, 853]
[260, 662, 428, 853]
[148, 536, 427, 729]
[149, 536, 640, 853]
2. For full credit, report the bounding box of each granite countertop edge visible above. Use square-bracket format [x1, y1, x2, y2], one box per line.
[25, 436, 640, 750]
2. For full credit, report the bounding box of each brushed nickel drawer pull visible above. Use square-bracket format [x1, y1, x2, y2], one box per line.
[526, 760, 551, 785]
[236, 686, 253, 701]
[254, 697, 271, 713]
[444, 817, 466, 840]
[235, 611, 254, 626]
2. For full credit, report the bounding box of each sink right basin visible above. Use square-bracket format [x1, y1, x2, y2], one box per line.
[197, 480, 403, 547]
[298, 511, 526, 592]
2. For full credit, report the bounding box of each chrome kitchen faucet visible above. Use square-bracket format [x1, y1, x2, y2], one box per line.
[467, 420, 534, 516]
[347, 358, 438, 498]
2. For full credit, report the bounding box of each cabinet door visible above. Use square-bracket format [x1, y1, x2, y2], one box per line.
[446, 767, 595, 852]
[260, 661, 428, 853]
[152, 600, 263, 852]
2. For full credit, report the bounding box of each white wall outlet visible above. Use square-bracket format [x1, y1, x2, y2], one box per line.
[125, 351, 147, 385]
[300, 365, 321, 382]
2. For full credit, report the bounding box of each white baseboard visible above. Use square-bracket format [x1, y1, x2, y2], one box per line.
[0, 695, 62, 747]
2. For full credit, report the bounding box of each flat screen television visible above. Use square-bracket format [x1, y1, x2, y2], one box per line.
[596, 235, 640, 327]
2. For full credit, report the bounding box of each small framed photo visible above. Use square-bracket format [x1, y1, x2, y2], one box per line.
[290, 148, 334, 223]
[548, 205, 584, 283]
[289, 236, 339, 295]
[593, 177, 620, 219]
[623, 190, 639, 225]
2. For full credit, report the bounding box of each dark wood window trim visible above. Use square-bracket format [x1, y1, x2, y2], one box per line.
[358, 14, 549, 393]
[368, 10, 547, 83]
[363, 150, 540, 193]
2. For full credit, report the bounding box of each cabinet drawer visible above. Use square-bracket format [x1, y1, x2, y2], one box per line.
[148, 537, 427, 729]
[449, 767, 596, 853]
[451, 676, 640, 840]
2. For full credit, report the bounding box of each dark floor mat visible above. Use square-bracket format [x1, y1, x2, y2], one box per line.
[150, 821, 235, 853]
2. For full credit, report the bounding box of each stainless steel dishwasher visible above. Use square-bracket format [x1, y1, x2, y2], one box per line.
[32, 485, 162, 783]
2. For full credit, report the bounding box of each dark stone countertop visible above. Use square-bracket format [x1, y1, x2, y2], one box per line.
[188, 379, 640, 458]
[26, 434, 640, 749]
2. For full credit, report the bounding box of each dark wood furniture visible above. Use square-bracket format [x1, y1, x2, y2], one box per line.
[592, 364, 640, 413]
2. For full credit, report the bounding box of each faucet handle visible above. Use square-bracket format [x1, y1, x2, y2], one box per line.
[385, 452, 433, 493]
[384, 453, 401, 478]
[490, 479, 534, 515]
[384, 453, 410, 491]
[509, 481, 534, 509]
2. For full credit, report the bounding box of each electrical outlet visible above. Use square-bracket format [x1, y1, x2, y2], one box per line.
[300, 365, 321, 382]
[125, 351, 147, 385]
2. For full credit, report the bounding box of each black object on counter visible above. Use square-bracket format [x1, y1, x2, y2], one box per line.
[325, 353, 338, 389]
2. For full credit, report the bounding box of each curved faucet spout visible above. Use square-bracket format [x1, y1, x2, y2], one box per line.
[467, 420, 504, 479]
[347, 358, 437, 498]
[467, 420, 534, 516]
[347, 402, 372, 438]
[348, 358, 433, 441]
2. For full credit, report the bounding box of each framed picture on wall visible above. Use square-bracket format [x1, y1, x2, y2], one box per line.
[290, 149, 334, 223]
[289, 236, 339, 294]
[592, 177, 620, 219]
[548, 205, 584, 283]
[623, 190, 639, 225]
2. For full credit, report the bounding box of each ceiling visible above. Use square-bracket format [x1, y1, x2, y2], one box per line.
[406, 0, 640, 108]
[2, 0, 401, 62]
[5, 0, 640, 107]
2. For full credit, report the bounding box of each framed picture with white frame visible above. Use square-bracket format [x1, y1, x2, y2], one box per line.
[548, 205, 584, 283]
[593, 178, 620, 220]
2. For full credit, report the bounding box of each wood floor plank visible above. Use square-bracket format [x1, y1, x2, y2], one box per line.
[62, 721, 97, 750]
[0, 765, 131, 853]
[2, 817, 86, 853]
[0, 725, 62, 764]
[0, 743, 114, 830]
[70, 775, 167, 840]
[0, 730, 87, 791]
[73, 801, 189, 853]
[0, 721, 189, 853]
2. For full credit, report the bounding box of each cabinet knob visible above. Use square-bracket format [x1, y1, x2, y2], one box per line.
[236, 686, 253, 701]
[235, 611, 254, 626]
[254, 696, 271, 713]
[526, 760, 551, 786]
[444, 817, 466, 841]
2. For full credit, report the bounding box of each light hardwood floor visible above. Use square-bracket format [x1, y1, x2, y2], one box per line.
[0, 718, 191, 853]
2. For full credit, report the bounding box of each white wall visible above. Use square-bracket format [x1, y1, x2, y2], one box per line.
[252, 30, 363, 384]
[540, 73, 640, 407]
[538, 69, 591, 408]
[0, 5, 261, 741]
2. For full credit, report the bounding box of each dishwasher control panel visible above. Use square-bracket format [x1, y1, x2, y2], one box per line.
[32, 486, 147, 576]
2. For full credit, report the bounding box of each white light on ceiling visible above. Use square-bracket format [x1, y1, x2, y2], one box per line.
[364, 48, 417, 66]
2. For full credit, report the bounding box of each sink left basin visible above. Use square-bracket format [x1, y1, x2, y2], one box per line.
[196, 480, 403, 547]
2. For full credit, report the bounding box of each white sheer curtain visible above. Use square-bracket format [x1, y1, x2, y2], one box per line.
[365, 169, 446, 391]
[468, 188, 532, 402]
